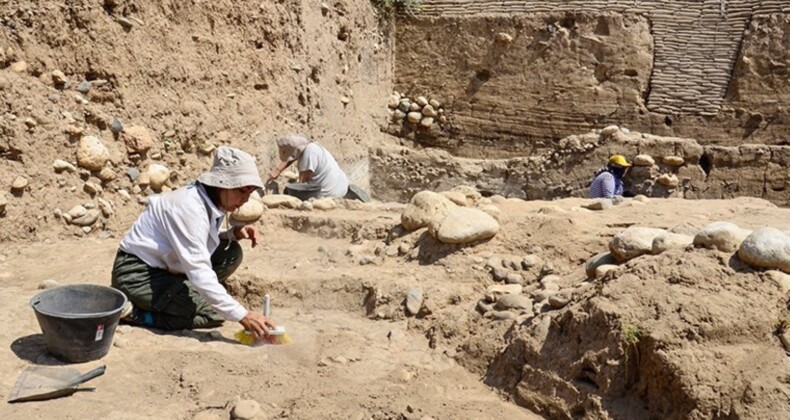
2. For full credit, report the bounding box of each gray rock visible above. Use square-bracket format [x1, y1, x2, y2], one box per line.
[494, 294, 532, 311]
[398, 99, 411, 112]
[111, 117, 123, 134]
[694, 222, 752, 252]
[609, 226, 667, 262]
[231, 399, 261, 420]
[76, 80, 92, 94]
[585, 252, 618, 278]
[737, 228, 790, 273]
[125, 167, 140, 181]
[405, 287, 423, 316]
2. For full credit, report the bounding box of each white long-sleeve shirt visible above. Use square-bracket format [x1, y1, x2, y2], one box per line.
[119, 183, 247, 322]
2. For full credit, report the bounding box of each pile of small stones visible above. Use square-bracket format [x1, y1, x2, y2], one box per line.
[387, 91, 447, 129]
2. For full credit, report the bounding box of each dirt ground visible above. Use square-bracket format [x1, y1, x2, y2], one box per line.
[1, 195, 788, 419]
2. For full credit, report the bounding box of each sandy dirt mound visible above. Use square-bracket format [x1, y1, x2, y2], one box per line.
[2, 195, 788, 419]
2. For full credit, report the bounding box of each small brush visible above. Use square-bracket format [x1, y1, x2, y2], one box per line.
[235, 294, 291, 346]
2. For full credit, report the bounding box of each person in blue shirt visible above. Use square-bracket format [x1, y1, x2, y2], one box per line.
[589, 155, 632, 199]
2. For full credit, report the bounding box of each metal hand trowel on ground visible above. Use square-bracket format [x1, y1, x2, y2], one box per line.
[7, 365, 106, 403]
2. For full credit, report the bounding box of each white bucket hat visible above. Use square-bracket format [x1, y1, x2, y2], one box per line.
[198, 146, 264, 189]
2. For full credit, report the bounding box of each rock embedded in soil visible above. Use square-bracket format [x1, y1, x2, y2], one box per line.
[429, 99, 441, 108]
[494, 294, 532, 311]
[652, 232, 693, 254]
[600, 125, 619, 137]
[121, 125, 155, 154]
[522, 255, 542, 270]
[401, 191, 455, 231]
[77, 136, 110, 171]
[405, 287, 423, 316]
[70, 209, 100, 227]
[484, 284, 522, 302]
[505, 273, 524, 285]
[111, 117, 123, 134]
[737, 228, 790, 273]
[595, 264, 619, 278]
[609, 226, 667, 262]
[495, 32, 514, 44]
[407, 112, 422, 124]
[694, 221, 752, 252]
[662, 156, 685, 166]
[584, 199, 612, 211]
[146, 164, 171, 191]
[585, 252, 618, 278]
[415, 96, 429, 107]
[433, 207, 499, 244]
[53, 159, 77, 173]
[492, 267, 508, 281]
[419, 117, 434, 128]
[634, 154, 655, 166]
[312, 198, 337, 211]
[657, 173, 679, 188]
[11, 176, 27, 191]
[765, 270, 790, 294]
[231, 399, 261, 420]
[421, 105, 438, 117]
[51, 70, 68, 85]
[0, 193, 7, 214]
[67, 205, 88, 219]
[548, 290, 573, 309]
[388, 93, 400, 109]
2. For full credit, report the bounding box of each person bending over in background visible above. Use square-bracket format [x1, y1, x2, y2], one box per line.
[112, 146, 274, 338]
[589, 155, 633, 199]
[268, 134, 369, 201]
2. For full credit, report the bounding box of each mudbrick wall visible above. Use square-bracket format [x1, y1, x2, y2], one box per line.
[374, 0, 790, 205]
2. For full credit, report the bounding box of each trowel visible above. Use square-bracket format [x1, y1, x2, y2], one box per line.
[7, 365, 106, 403]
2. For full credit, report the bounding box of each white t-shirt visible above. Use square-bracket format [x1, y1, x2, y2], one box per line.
[297, 143, 348, 198]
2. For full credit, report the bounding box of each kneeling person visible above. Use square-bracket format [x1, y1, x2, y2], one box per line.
[112, 146, 273, 338]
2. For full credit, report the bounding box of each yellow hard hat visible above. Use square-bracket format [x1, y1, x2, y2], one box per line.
[608, 155, 632, 167]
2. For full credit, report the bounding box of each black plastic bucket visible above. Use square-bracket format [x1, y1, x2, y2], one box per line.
[30, 285, 127, 363]
[284, 182, 321, 201]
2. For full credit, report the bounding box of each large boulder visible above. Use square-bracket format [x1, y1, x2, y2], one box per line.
[432, 207, 499, 244]
[737, 228, 790, 273]
[609, 226, 667, 262]
[401, 191, 455, 231]
[693, 222, 752, 252]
